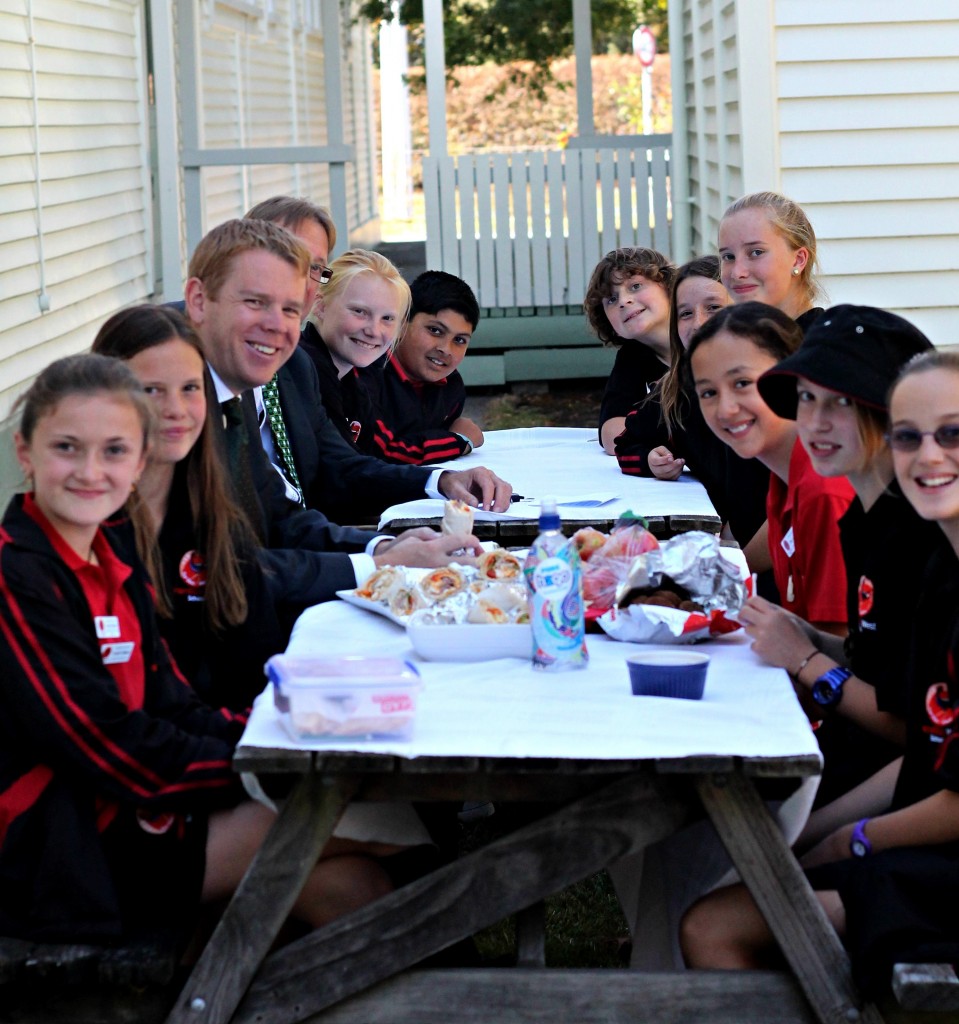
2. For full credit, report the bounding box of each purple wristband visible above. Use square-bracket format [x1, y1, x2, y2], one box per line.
[850, 818, 872, 858]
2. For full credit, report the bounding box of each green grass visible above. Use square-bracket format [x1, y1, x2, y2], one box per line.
[472, 872, 630, 968]
[472, 384, 604, 431]
[459, 813, 631, 969]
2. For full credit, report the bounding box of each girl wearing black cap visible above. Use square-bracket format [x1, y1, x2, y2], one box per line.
[680, 350, 959, 996]
[738, 306, 941, 801]
[688, 302, 855, 633]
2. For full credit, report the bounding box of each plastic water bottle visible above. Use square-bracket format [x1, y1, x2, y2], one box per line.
[524, 498, 588, 670]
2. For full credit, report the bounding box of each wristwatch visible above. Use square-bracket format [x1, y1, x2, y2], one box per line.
[811, 666, 852, 709]
[453, 432, 473, 456]
[850, 817, 872, 858]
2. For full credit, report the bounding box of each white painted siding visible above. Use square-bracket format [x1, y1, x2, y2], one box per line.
[675, 0, 959, 344]
[0, 0, 382, 420]
[195, 0, 378, 245]
[678, 0, 743, 258]
[775, 3, 959, 342]
[0, 0, 152, 416]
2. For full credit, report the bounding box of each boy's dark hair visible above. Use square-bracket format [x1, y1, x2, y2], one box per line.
[409, 271, 480, 331]
[584, 247, 675, 346]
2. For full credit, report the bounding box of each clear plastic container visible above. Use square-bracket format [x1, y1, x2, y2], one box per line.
[266, 655, 422, 740]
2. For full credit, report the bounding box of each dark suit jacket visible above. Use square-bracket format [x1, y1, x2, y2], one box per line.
[211, 392, 368, 598]
[276, 346, 431, 521]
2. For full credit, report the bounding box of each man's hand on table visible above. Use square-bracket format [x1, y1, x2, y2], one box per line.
[372, 529, 482, 568]
[438, 467, 512, 512]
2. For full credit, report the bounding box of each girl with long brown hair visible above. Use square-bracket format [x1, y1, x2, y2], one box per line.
[92, 304, 290, 708]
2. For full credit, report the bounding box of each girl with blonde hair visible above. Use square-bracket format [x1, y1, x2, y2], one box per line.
[301, 249, 412, 449]
[718, 191, 823, 332]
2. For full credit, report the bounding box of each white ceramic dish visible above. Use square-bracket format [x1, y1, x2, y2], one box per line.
[407, 621, 531, 662]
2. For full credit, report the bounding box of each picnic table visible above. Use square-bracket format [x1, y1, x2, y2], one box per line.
[379, 427, 722, 543]
[164, 595, 888, 1024]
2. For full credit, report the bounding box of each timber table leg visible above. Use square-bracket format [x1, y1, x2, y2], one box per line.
[233, 772, 689, 1024]
[165, 772, 357, 1024]
[696, 772, 886, 1024]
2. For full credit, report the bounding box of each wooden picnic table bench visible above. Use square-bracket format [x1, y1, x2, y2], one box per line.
[0, 933, 179, 1023]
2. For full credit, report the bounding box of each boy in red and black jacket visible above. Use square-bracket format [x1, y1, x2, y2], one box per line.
[366, 271, 484, 465]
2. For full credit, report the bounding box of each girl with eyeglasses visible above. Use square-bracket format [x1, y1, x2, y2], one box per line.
[681, 348, 959, 997]
[738, 305, 941, 803]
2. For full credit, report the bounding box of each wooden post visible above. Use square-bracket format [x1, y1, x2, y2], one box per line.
[165, 773, 357, 1024]
[697, 772, 886, 1024]
[572, 0, 594, 139]
[423, 0, 448, 159]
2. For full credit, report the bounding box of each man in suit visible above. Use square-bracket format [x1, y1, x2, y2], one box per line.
[240, 196, 511, 520]
[183, 217, 489, 583]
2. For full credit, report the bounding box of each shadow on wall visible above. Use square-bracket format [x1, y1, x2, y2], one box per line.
[0, 422, 22, 510]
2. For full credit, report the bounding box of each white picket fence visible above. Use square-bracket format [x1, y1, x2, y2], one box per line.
[422, 135, 672, 310]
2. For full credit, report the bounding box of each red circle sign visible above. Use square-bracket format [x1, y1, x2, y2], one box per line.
[632, 25, 657, 67]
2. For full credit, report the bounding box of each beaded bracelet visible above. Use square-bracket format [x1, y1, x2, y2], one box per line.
[794, 648, 821, 678]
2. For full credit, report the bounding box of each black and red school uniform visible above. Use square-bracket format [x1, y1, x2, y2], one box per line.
[365, 355, 470, 465]
[299, 321, 380, 450]
[614, 383, 771, 549]
[840, 482, 946, 718]
[598, 342, 667, 441]
[157, 461, 292, 711]
[815, 483, 946, 805]
[807, 537, 959, 996]
[0, 494, 245, 942]
[767, 439, 854, 624]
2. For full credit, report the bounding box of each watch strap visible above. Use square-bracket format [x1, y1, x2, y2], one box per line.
[850, 817, 872, 858]
[811, 666, 852, 708]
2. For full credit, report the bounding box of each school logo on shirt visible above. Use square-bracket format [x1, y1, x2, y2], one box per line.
[177, 550, 207, 601]
[136, 809, 178, 835]
[857, 574, 874, 619]
[780, 527, 796, 557]
[95, 615, 135, 664]
[95, 615, 121, 639]
[101, 641, 135, 664]
[924, 652, 959, 772]
[348, 419, 362, 445]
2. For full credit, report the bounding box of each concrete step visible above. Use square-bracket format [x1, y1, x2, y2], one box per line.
[375, 240, 427, 282]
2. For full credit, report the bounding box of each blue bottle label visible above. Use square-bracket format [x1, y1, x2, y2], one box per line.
[531, 556, 573, 599]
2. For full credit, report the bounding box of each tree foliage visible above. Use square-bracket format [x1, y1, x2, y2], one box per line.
[360, 0, 669, 88]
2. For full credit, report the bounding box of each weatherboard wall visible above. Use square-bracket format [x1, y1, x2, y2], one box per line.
[676, 0, 959, 345]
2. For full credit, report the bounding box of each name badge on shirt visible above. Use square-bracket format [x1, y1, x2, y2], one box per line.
[95, 615, 121, 639]
[780, 527, 796, 558]
[101, 641, 135, 665]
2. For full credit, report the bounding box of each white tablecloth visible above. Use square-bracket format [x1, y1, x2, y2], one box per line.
[377, 427, 719, 528]
[239, 600, 822, 965]
[241, 601, 821, 769]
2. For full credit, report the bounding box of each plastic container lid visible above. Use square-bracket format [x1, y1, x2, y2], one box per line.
[266, 654, 420, 690]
